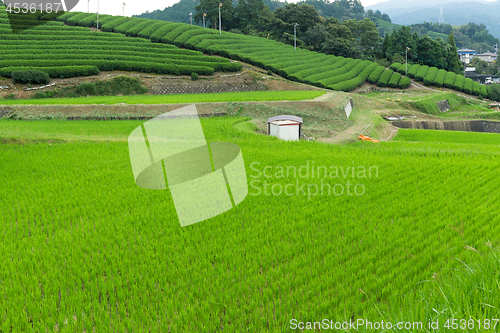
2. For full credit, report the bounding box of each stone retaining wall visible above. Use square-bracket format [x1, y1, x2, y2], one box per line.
[150, 83, 265, 95]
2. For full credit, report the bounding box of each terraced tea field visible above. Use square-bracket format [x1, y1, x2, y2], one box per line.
[0, 9, 241, 78]
[35, 10, 499, 102]
[3, 6, 500, 103]
[1, 117, 499, 332]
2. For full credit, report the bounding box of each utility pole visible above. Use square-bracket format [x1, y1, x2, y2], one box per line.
[87, 0, 89, 13]
[203, 12, 206, 28]
[189, 12, 193, 25]
[123, 2, 126, 17]
[294, 23, 299, 50]
[96, 0, 99, 29]
[219, 3, 222, 34]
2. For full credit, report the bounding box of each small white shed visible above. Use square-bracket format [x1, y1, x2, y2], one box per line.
[267, 115, 303, 141]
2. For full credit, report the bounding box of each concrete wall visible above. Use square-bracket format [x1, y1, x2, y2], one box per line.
[391, 120, 500, 133]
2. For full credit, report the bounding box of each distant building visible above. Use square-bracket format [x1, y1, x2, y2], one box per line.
[458, 49, 478, 64]
[464, 67, 476, 79]
[473, 52, 498, 63]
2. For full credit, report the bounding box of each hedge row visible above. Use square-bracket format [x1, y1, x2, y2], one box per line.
[398, 76, 412, 89]
[2, 51, 229, 64]
[463, 78, 474, 95]
[151, 23, 184, 43]
[388, 72, 402, 88]
[303, 58, 358, 84]
[101, 17, 131, 32]
[472, 81, 482, 96]
[66, 13, 90, 26]
[163, 25, 198, 45]
[288, 58, 341, 81]
[376, 69, 394, 87]
[397, 64, 408, 75]
[114, 18, 145, 35]
[423, 67, 438, 86]
[389, 63, 402, 71]
[432, 69, 447, 87]
[367, 65, 385, 84]
[12, 70, 50, 84]
[443, 72, 456, 89]
[453, 75, 465, 92]
[415, 66, 429, 81]
[94, 15, 120, 28]
[320, 60, 372, 88]
[480, 85, 488, 98]
[330, 62, 379, 91]
[76, 14, 99, 27]
[125, 20, 151, 37]
[0, 59, 218, 75]
[0, 66, 99, 78]
[487, 84, 500, 101]
[0, 46, 193, 58]
[407, 64, 420, 78]
[137, 22, 166, 40]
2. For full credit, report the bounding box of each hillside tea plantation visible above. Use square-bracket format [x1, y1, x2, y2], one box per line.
[1, 118, 499, 331]
[0, 9, 241, 78]
[29, 9, 498, 102]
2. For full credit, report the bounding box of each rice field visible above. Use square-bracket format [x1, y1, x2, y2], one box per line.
[1, 118, 499, 332]
[0, 91, 325, 105]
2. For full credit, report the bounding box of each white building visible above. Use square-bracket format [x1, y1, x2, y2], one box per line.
[267, 115, 303, 141]
[457, 49, 478, 65]
[473, 52, 498, 63]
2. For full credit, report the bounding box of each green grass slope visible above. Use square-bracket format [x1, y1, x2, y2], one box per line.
[0, 9, 241, 78]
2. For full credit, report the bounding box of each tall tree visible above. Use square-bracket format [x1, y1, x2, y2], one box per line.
[274, 3, 321, 34]
[235, 0, 265, 30]
[342, 18, 382, 59]
[382, 33, 392, 60]
[388, 26, 417, 63]
[446, 31, 464, 74]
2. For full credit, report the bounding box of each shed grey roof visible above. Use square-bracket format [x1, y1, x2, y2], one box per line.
[476, 52, 497, 56]
[267, 115, 303, 124]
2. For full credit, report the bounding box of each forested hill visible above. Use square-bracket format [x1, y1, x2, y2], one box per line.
[366, 0, 500, 41]
[134, 0, 364, 24]
[134, 0, 198, 25]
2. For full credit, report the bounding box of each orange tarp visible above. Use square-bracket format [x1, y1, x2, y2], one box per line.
[358, 135, 379, 143]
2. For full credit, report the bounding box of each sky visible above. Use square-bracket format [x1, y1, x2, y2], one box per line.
[71, 0, 390, 17]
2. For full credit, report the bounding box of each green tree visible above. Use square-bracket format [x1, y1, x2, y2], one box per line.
[304, 23, 329, 51]
[235, 0, 265, 30]
[388, 26, 417, 62]
[194, 0, 235, 31]
[470, 58, 488, 74]
[491, 59, 500, 76]
[382, 33, 392, 60]
[321, 38, 361, 58]
[416, 34, 443, 67]
[446, 31, 464, 74]
[342, 18, 382, 59]
[274, 3, 321, 34]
